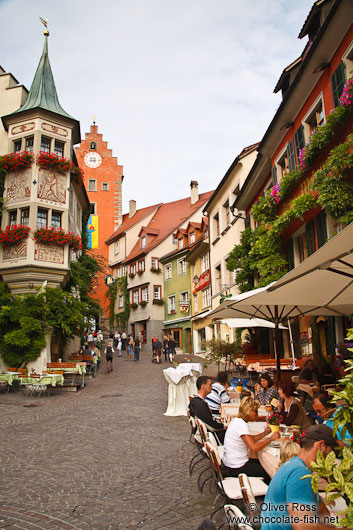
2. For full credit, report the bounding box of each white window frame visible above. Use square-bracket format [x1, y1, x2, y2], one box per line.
[122, 265, 127, 276]
[342, 40, 353, 77]
[201, 253, 209, 273]
[153, 285, 161, 300]
[132, 290, 139, 304]
[88, 179, 97, 192]
[274, 144, 289, 183]
[302, 93, 326, 140]
[130, 263, 136, 275]
[178, 259, 186, 275]
[151, 257, 159, 269]
[189, 231, 195, 244]
[202, 286, 211, 309]
[194, 294, 198, 313]
[141, 235, 146, 248]
[180, 291, 189, 303]
[168, 295, 176, 313]
[118, 295, 124, 308]
[141, 286, 149, 302]
[138, 259, 145, 272]
[114, 241, 119, 255]
[165, 263, 172, 280]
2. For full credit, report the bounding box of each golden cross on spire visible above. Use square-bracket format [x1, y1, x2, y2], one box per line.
[39, 17, 49, 37]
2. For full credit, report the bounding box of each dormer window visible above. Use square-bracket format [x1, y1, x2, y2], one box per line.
[90, 142, 97, 150]
[190, 232, 195, 244]
[178, 237, 183, 249]
[141, 236, 146, 248]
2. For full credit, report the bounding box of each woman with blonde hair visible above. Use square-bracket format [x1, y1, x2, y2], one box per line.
[222, 396, 280, 484]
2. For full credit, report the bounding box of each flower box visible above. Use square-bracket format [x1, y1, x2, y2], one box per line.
[33, 227, 82, 251]
[150, 267, 161, 274]
[0, 224, 30, 247]
[36, 152, 84, 182]
[137, 270, 144, 275]
[128, 273, 135, 279]
[139, 300, 147, 307]
[130, 303, 138, 309]
[0, 151, 33, 172]
[152, 299, 164, 305]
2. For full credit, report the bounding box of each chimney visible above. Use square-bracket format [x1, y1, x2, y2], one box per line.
[129, 200, 136, 218]
[190, 180, 199, 205]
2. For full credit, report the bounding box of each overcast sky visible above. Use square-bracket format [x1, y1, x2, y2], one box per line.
[0, 0, 314, 213]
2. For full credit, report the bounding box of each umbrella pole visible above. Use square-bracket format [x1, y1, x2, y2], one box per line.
[287, 318, 296, 369]
[274, 306, 281, 383]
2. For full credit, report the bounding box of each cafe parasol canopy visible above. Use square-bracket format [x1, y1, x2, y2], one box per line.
[209, 222, 353, 380]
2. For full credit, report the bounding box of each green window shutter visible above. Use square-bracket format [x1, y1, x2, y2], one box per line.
[315, 211, 327, 248]
[271, 166, 277, 186]
[331, 62, 346, 107]
[245, 215, 251, 229]
[287, 139, 296, 171]
[285, 238, 294, 270]
[294, 125, 305, 163]
[306, 220, 316, 256]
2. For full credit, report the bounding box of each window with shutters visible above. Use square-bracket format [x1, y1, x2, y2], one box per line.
[331, 62, 346, 107]
[287, 139, 296, 172]
[285, 239, 295, 271]
[343, 41, 353, 77]
[294, 125, 305, 164]
[271, 166, 277, 186]
[275, 146, 290, 181]
[213, 212, 220, 239]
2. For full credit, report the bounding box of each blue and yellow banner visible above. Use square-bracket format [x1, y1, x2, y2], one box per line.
[87, 215, 99, 249]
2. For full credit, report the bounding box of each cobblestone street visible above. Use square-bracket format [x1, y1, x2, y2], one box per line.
[0, 351, 215, 529]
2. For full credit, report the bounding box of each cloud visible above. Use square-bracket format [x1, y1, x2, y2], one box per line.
[0, 0, 314, 213]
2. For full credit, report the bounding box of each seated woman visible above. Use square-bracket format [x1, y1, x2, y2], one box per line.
[298, 359, 319, 384]
[277, 379, 311, 430]
[222, 396, 280, 485]
[254, 372, 279, 408]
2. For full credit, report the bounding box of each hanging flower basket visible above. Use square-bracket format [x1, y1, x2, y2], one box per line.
[33, 227, 82, 251]
[36, 152, 84, 182]
[0, 151, 33, 172]
[0, 224, 30, 247]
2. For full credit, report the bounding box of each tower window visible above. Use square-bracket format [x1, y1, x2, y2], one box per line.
[90, 142, 96, 150]
[51, 211, 62, 228]
[40, 136, 51, 153]
[101, 182, 109, 191]
[25, 137, 34, 152]
[54, 140, 64, 157]
[37, 208, 48, 229]
[88, 179, 97, 191]
[13, 139, 22, 153]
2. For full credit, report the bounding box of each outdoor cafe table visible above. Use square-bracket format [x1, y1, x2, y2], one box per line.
[20, 374, 64, 387]
[0, 371, 21, 385]
[163, 366, 191, 416]
[220, 403, 269, 424]
[177, 362, 202, 396]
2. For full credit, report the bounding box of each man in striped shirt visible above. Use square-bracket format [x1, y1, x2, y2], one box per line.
[205, 371, 230, 414]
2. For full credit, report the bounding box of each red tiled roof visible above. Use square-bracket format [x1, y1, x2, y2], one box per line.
[123, 190, 213, 264]
[105, 203, 161, 244]
[138, 226, 160, 237]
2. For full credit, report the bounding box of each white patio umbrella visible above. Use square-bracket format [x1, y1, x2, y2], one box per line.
[209, 222, 353, 379]
[218, 318, 287, 329]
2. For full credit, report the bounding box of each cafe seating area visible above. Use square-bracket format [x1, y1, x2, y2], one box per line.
[0, 350, 101, 397]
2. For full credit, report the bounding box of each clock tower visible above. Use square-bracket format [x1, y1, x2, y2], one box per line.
[75, 122, 123, 321]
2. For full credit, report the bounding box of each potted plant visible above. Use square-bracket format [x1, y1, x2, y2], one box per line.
[130, 303, 138, 309]
[139, 300, 147, 307]
[267, 412, 283, 433]
[150, 267, 161, 273]
[128, 273, 135, 279]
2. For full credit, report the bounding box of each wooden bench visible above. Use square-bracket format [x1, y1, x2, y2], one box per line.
[46, 362, 84, 391]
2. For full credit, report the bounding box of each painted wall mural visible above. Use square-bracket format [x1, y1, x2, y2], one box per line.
[2, 241, 27, 261]
[34, 243, 64, 264]
[37, 169, 66, 204]
[6, 168, 31, 204]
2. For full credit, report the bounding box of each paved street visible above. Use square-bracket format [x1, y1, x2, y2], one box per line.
[0, 351, 216, 530]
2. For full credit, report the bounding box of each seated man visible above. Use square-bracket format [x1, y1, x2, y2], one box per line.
[313, 392, 352, 445]
[205, 370, 230, 414]
[261, 425, 343, 530]
[189, 375, 226, 443]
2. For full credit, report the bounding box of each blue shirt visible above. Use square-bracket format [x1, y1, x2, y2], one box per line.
[260, 457, 321, 530]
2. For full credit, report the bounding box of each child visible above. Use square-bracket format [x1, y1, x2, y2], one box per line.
[278, 439, 300, 468]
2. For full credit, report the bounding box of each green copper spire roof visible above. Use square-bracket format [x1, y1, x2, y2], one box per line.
[12, 34, 76, 121]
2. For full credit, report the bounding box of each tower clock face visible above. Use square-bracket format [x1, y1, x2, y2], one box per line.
[84, 152, 102, 168]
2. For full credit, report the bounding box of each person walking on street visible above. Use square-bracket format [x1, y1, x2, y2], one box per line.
[134, 337, 141, 362]
[104, 343, 114, 373]
[127, 335, 134, 359]
[154, 337, 162, 364]
[163, 335, 168, 362]
[117, 337, 122, 357]
[121, 331, 127, 353]
[168, 336, 176, 363]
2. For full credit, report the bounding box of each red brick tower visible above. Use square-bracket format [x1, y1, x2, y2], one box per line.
[75, 122, 123, 321]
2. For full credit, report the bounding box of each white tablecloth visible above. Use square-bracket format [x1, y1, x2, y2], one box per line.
[176, 363, 202, 396]
[163, 368, 191, 416]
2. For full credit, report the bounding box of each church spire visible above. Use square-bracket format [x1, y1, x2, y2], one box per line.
[12, 28, 76, 121]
